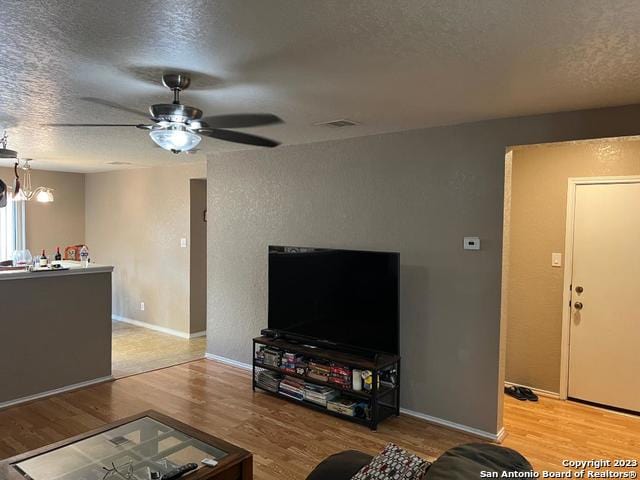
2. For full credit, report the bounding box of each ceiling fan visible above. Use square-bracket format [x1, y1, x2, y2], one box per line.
[44, 74, 282, 153]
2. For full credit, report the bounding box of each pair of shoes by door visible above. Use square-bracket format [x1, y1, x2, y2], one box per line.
[505, 385, 539, 402]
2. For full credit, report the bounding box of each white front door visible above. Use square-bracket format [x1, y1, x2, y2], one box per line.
[568, 181, 640, 412]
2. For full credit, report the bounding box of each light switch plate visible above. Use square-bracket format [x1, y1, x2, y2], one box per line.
[180, 238, 188, 248]
[463, 237, 481, 250]
[552, 252, 562, 267]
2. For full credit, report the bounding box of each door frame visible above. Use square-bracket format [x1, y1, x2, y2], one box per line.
[559, 175, 640, 400]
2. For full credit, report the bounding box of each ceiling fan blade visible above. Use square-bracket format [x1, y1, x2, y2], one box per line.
[199, 113, 283, 129]
[198, 128, 280, 147]
[42, 123, 146, 127]
[79, 97, 149, 119]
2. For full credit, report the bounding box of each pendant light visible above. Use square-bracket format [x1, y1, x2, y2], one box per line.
[12, 160, 55, 203]
[0, 132, 54, 203]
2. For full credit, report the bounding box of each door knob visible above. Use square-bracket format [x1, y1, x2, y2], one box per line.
[574, 302, 583, 310]
[575, 286, 584, 293]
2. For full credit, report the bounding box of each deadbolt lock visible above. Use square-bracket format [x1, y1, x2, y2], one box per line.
[574, 302, 583, 310]
[575, 286, 584, 293]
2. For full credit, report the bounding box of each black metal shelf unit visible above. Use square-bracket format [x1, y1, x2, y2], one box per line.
[252, 336, 401, 430]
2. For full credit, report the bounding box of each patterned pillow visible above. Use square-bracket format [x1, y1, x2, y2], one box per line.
[351, 443, 430, 480]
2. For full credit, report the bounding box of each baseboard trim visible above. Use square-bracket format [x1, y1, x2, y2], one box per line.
[204, 353, 503, 441]
[504, 381, 561, 399]
[0, 376, 114, 410]
[400, 408, 504, 442]
[205, 353, 252, 371]
[112, 315, 203, 340]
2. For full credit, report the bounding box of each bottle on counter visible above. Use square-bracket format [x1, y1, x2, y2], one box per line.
[39, 249, 48, 268]
[52, 247, 62, 268]
[79, 245, 89, 268]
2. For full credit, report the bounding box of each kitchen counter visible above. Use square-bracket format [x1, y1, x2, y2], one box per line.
[0, 262, 114, 407]
[0, 261, 113, 280]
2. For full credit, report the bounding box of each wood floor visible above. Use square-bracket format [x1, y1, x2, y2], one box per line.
[0, 359, 638, 479]
[112, 320, 206, 378]
[503, 394, 639, 472]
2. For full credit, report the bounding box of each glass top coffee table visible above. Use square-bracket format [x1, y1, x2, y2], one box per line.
[0, 411, 252, 480]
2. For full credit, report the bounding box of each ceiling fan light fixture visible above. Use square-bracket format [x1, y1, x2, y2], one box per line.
[149, 125, 201, 153]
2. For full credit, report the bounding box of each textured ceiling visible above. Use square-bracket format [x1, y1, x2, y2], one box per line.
[2, 0, 640, 172]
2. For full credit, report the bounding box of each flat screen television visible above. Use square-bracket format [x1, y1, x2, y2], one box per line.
[268, 246, 399, 355]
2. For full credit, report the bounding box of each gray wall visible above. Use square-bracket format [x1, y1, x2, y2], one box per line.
[206, 104, 640, 435]
[0, 272, 112, 404]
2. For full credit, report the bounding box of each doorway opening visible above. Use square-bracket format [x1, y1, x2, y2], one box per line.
[501, 136, 640, 414]
[189, 178, 208, 337]
[111, 178, 207, 378]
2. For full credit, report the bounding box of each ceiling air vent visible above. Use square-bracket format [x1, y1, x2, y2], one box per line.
[315, 119, 360, 128]
[106, 161, 133, 165]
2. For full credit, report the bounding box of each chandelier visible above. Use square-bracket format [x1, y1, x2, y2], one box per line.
[13, 160, 55, 203]
[0, 131, 54, 203]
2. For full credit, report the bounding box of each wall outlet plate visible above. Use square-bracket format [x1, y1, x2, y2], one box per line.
[140, 302, 145, 311]
[463, 236, 481, 250]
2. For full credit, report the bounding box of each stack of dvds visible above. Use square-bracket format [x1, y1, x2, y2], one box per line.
[281, 352, 304, 373]
[328, 363, 352, 388]
[304, 383, 339, 407]
[255, 370, 282, 393]
[307, 361, 331, 381]
[255, 346, 266, 363]
[279, 376, 305, 401]
[262, 347, 282, 367]
[295, 362, 308, 376]
[327, 397, 357, 417]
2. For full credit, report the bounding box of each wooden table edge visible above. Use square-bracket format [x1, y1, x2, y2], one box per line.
[0, 410, 253, 480]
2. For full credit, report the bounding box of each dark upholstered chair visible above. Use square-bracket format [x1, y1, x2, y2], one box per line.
[306, 451, 375, 480]
[306, 443, 532, 480]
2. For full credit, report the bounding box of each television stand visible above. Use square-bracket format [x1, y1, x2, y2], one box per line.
[252, 336, 401, 430]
